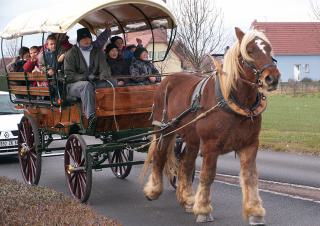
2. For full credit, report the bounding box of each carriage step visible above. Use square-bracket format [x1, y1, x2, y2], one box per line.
[42, 152, 64, 157]
[94, 168, 102, 172]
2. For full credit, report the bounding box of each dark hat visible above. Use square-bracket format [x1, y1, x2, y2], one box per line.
[110, 36, 123, 44]
[77, 28, 92, 42]
[134, 47, 148, 59]
[105, 43, 118, 54]
[18, 46, 30, 58]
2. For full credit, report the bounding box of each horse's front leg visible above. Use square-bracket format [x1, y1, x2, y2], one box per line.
[239, 143, 265, 226]
[193, 141, 219, 223]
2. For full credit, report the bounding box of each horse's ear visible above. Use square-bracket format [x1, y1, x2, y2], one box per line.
[235, 27, 245, 42]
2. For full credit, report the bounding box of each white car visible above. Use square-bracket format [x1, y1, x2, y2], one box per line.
[0, 91, 23, 156]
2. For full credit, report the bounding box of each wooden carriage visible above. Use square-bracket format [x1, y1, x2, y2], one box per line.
[1, 0, 179, 202]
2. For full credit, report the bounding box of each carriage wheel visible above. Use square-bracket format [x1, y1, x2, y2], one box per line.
[169, 139, 195, 189]
[64, 134, 92, 203]
[108, 148, 133, 179]
[18, 115, 42, 185]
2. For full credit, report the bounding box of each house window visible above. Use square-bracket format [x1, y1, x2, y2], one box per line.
[148, 51, 154, 60]
[304, 64, 310, 73]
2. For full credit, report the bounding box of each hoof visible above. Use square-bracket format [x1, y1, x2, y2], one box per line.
[196, 214, 214, 223]
[184, 204, 193, 213]
[249, 216, 265, 226]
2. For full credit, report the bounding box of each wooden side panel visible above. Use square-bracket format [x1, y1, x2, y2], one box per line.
[9, 85, 50, 96]
[8, 72, 48, 81]
[95, 84, 158, 117]
[23, 105, 81, 134]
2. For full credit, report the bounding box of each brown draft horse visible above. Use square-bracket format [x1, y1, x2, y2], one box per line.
[142, 27, 280, 225]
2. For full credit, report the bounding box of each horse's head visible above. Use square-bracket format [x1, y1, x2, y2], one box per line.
[235, 27, 281, 91]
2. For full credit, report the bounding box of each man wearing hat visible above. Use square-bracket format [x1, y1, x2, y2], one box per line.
[64, 27, 113, 135]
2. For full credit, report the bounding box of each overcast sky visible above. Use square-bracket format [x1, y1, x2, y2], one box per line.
[0, 0, 319, 51]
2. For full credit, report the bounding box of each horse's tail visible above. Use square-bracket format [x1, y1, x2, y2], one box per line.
[163, 135, 179, 182]
[139, 133, 178, 183]
[140, 134, 157, 183]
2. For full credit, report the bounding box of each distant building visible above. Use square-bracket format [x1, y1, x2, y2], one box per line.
[126, 29, 186, 74]
[251, 20, 320, 82]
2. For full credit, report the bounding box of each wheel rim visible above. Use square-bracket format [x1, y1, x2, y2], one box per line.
[108, 148, 133, 179]
[18, 116, 40, 185]
[64, 134, 92, 203]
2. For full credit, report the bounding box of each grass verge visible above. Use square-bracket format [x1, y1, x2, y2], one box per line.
[261, 93, 320, 155]
[0, 176, 121, 226]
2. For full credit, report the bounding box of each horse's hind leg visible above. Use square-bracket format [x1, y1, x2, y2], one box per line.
[176, 136, 199, 213]
[239, 144, 265, 226]
[144, 135, 176, 200]
[193, 141, 219, 223]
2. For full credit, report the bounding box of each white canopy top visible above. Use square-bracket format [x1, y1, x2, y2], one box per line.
[1, 0, 177, 39]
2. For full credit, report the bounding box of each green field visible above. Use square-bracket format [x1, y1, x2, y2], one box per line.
[261, 93, 320, 155]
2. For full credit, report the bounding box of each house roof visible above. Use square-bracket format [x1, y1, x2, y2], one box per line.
[251, 21, 320, 56]
[125, 29, 167, 46]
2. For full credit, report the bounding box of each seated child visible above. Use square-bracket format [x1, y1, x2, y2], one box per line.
[23, 46, 40, 73]
[7, 47, 30, 72]
[105, 43, 130, 86]
[129, 47, 161, 84]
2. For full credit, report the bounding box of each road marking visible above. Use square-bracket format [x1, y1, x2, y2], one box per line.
[194, 171, 320, 204]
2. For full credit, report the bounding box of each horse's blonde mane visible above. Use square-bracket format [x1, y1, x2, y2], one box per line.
[222, 30, 271, 98]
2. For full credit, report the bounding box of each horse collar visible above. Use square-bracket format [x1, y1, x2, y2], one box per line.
[215, 73, 267, 117]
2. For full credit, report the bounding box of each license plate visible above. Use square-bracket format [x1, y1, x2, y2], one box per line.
[0, 140, 18, 147]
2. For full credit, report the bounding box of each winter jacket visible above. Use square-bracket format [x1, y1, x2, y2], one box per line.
[107, 57, 130, 82]
[23, 59, 39, 72]
[129, 58, 161, 84]
[39, 50, 58, 70]
[64, 45, 111, 84]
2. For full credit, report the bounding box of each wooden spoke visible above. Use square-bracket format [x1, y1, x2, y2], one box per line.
[108, 148, 133, 179]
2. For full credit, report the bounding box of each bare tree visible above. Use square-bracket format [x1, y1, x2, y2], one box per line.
[4, 39, 19, 58]
[169, 0, 226, 71]
[310, 0, 320, 20]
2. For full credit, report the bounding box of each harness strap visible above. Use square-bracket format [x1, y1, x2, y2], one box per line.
[190, 76, 211, 111]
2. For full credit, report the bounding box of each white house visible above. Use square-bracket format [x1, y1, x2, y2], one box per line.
[252, 20, 320, 82]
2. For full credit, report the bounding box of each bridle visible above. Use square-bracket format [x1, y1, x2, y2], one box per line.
[239, 56, 278, 88]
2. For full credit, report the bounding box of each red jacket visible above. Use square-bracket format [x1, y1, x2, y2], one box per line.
[23, 59, 39, 72]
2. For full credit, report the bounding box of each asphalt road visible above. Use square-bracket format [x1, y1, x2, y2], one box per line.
[215, 150, 320, 188]
[1, 144, 320, 226]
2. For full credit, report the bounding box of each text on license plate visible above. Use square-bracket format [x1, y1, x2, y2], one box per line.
[0, 140, 18, 147]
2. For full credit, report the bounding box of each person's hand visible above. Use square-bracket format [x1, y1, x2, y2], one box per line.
[136, 38, 142, 45]
[47, 68, 55, 76]
[105, 21, 114, 30]
[149, 76, 156, 83]
[117, 80, 125, 86]
[88, 74, 95, 82]
[58, 53, 65, 63]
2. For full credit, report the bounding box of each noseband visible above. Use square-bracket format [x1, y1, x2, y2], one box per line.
[240, 57, 278, 87]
